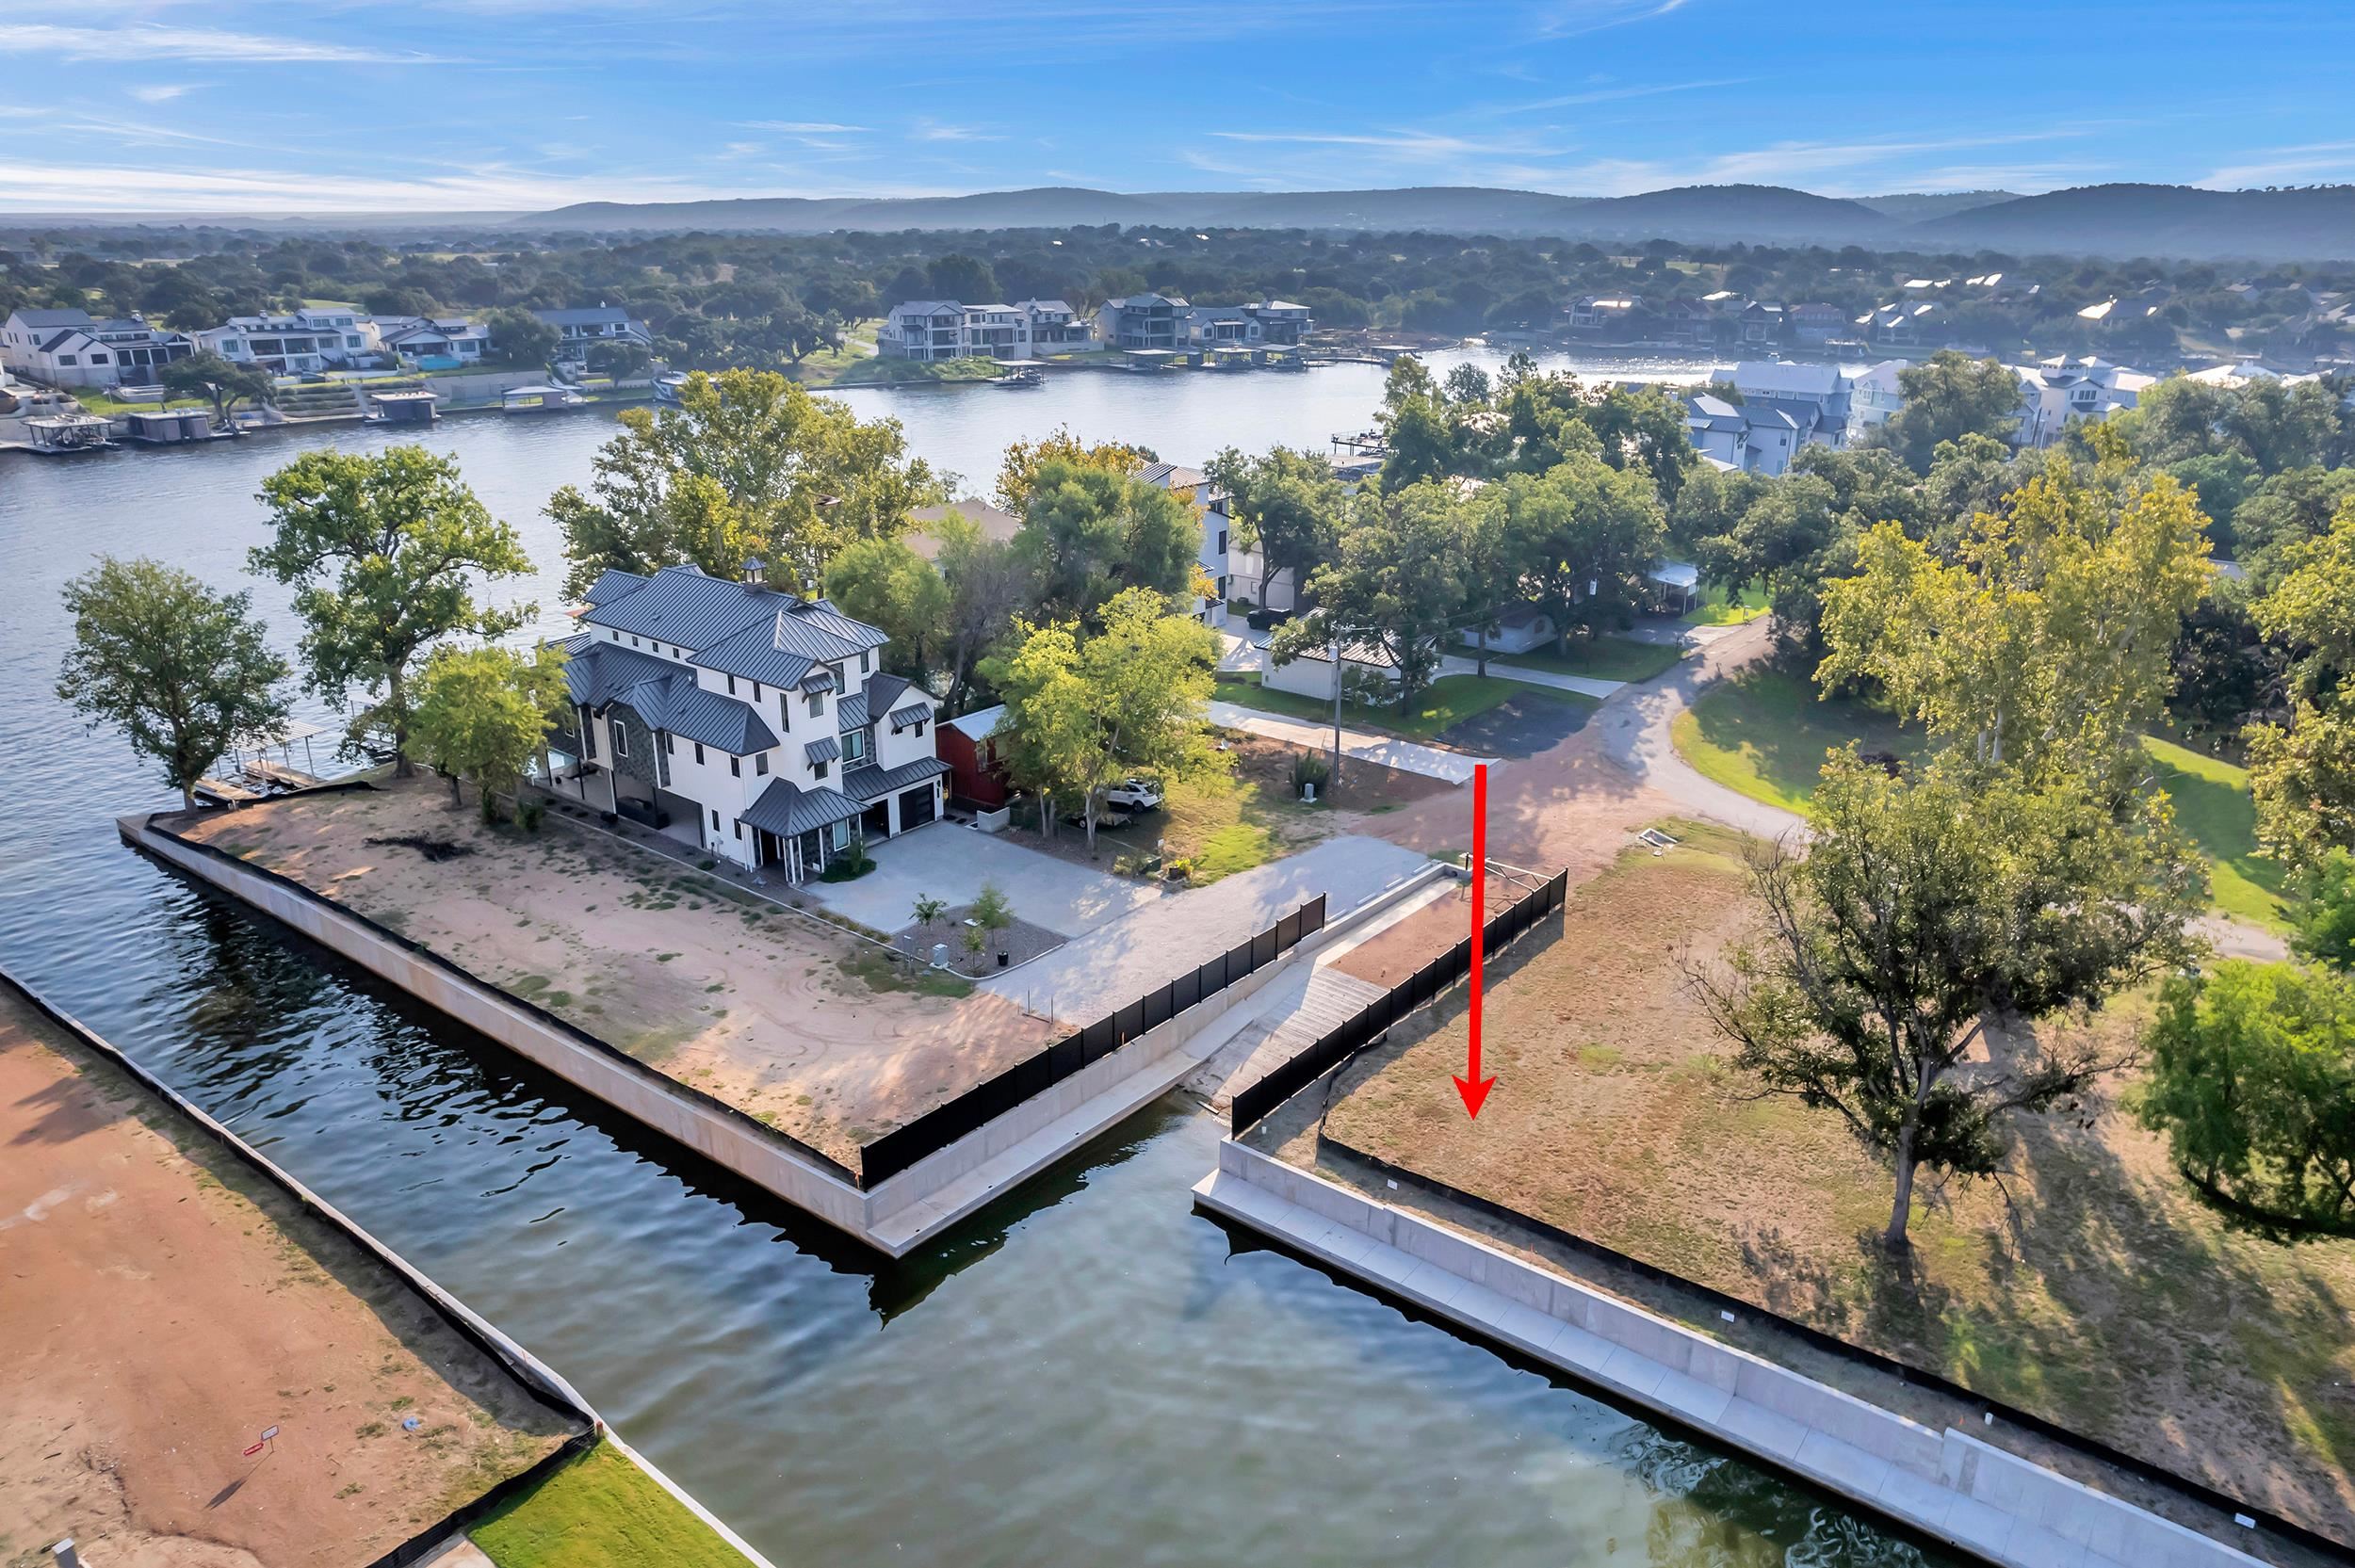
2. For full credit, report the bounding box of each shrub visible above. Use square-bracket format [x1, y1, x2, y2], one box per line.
[1291, 750, 1333, 799]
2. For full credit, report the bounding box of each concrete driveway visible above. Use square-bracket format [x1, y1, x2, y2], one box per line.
[1207, 700, 1488, 784]
[797, 821, 1158, 937]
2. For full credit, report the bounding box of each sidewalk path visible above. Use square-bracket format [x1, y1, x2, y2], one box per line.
[1435, 653, 1622, 700]
[1207, 700, 1489, 784]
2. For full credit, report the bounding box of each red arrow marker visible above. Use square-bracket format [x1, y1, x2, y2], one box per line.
[1454, 763, 1496, 1119]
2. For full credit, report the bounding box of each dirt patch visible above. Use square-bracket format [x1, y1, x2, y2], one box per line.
[1312, 823, 2355, 1550]
[364, 832, 476, 863]
[171, 777, 1057, 1167]
[893, 903, 1064, 978]
[0, 988, 577, 1568]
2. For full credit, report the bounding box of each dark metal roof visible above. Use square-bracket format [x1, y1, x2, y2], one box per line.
[797, 666, 836, 694]
[565, 640, 777, 753]
[581, 568, 647, 606]
[835, 691, 869, 730]
[887, 701, 934, 728]
[861, 672, 911, 719]
[742, 779, 862, 839]
[580, 566, 889, 688]
[804, 735, 841, 765]
[843, 756, 950, 800]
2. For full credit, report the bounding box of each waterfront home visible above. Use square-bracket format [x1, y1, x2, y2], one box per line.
[1684, 393, 1799, 476]
[556, 562, 948, 880]
[1789, 302, 1847, 345]
[2012, 355, 2154, 449]
[0, 308, 192, 388]
[877, 299, 1093, 362]
[1132, 460, 1232, 628]
[532, 305, 652, 365]
[197, 308, 377, 374]
[1176, 300, 1312, 350]
[1095, 294, 1186, 351]
[1566, 296, 1651, 338]
[375, 315, 489, 365]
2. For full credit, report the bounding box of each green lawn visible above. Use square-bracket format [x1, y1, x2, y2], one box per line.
[73, 390, 211, 416]
[2137, 735, 2290, 929]
[828, 352, 1002, 387]
[1492, 635, 1685, 684]
[1672, 671, 2292, 931]
[1682, 582, 1772, 626]
[1216, 671, 1582, 743]
[1671, 670, 1923, 816]
[471, 1440, 749, 1568]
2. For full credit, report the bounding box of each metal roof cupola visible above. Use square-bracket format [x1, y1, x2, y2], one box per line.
[740, 558, 766, 591]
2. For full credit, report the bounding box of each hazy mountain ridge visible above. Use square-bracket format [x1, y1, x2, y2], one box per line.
[521, 181, 2355, 259]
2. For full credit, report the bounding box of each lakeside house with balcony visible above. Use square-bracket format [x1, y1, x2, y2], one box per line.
[877, 299, 1091, 362]
[1095, 294, 1186, 351]
[0, 308, 193, 388]
[1132, 460, 1232, 628]
[532, 305, 652, 365]
[554, 562, 948, 881]
[196, 308, 377, 374]
[375, 315, 489, 364]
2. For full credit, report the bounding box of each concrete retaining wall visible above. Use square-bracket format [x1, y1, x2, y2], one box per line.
[126, 814, 878, 1241]
[1195, 1140, 2267, 1568]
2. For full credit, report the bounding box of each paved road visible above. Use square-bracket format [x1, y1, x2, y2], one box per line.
[1207, 700, 1488, 784]
[981, 834, 1434, 1024]
[1595, 618, 1805, 843]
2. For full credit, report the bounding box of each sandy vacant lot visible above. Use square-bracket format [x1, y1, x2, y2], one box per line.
[173, 778, 1057, 1167]
[1307, 820, 2355, 1550]
[0, 987, 577, 1568]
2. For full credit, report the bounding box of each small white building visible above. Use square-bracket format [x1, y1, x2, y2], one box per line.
[555, 562, 949, 881]
[197, 309, 377, 374]
[1263, 640, 1402, 703]
[0, 308, 192, 388]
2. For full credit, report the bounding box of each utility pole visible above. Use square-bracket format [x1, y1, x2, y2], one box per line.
[1329, 632, 1344, 801]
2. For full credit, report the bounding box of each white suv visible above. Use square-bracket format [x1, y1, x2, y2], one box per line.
[1104, 777, 1164, 812]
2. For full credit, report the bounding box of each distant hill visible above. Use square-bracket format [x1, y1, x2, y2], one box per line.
[1912, 183, 2355, 260]
[1854, 190, 2019, 223]
[1561, 184, 1893, 244]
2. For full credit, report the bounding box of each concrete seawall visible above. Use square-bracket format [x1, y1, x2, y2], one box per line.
[1195, 1140, 2270, 1568]
[127, 811, 1437, 1257]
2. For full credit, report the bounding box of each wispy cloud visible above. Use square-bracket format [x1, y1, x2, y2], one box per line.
[739, 121, 868, 135]
[1528, 0, 1690, 40]
[0, 24, 444, 64]
[1549, 131, 2085, 196]
[1486, 76, 1747, 115]
[1211, 128, 1569, 158]
[911, 120, 1002, 143]
[2201, 142, 2355, 189]
[127, 84, 198, 104]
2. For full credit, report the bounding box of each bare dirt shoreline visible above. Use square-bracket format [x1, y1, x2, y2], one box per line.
[0, 985, 578, 1568]
[172, 777, 1058, 1167]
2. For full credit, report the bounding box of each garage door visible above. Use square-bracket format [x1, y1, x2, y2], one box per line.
[898, 784, 936, 830]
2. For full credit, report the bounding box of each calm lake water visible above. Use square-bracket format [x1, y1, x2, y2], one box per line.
[0, 348, 1938, 1567]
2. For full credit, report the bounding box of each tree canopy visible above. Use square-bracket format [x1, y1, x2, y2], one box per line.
[411, 642, 569, 811]
[1013, 460, 1201, 622]
[251, 445, 533, 774]
[56, 557, 290, 811]
[548, 367, 945, 598]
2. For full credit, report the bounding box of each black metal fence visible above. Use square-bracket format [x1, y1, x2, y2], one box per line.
[858, 894, 1328, 1187]
[1228, 868, 1567, 1134]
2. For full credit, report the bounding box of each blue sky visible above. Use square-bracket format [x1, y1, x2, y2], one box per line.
[5, 0, 2353, 214]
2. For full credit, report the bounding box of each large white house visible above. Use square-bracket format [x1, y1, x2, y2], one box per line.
[877, 299, 1090, 362]
[197, 308, 378, 374]
[0, 308, 192, 388]
[555, 563, 950, 881]
[1684, 393, 1800, 476]
[2012, 356, 2155, 449]
[533, 305, 653, 365]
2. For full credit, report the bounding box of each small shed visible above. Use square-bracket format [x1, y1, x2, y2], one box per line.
[937, 703, 1012, 808]
[1458, 605, 1556, 656]
[1646, 561, 1701, 616]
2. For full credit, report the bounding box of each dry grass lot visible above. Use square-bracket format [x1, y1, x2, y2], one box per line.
[1315, 820, 2355, 1548]
[0, 987, 577, 1568]
[174, 777, 1056, 1168]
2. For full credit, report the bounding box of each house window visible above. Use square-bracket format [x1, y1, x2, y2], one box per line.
[778, 694, 791, 732]
[734, 821, 743, 839]
[753, 682, 762, 703]
[844, 730, 868, 763]
[859, 651, 870, 673]
[725, 674, 737, 694]
[632, 636, 641, 646]
[1216, 529, 1227, 554]
[729, 757, 740, 776]
[812, 759, 829, 780]
[612, 724, 628, 758]
[610, 630, 619, 640]
[663, 733, 674, 754]
[711, 809, 721, 831]
[692, 741, 705, 764]
[755, 753, 769, 776]
[806, 693, 824, 718]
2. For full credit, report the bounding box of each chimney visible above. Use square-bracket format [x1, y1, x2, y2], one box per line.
[740, 558, 765, 590]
